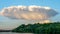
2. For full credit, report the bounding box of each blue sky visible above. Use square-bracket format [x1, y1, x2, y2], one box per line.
[0, 0, 60, 30]
[0, 0, 60, 10]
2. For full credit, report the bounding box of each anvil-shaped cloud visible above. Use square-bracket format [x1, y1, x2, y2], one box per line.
[0, 5, 58, 21]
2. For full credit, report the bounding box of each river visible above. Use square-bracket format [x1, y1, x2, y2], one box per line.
[0, 32, 33, 34]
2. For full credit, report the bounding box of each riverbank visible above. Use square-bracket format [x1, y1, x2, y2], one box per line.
[1, 22, 60, 34]
[12, 22, 60, 34]
[0, 30, 12, 32]
[0, 32, 33, 34]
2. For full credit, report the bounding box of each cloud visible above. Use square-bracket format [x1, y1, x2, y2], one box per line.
[0, 5, 58, 21]
[0, 12, 1, 15]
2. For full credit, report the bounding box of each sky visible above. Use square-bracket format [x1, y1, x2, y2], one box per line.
[0, 0, 60, 30]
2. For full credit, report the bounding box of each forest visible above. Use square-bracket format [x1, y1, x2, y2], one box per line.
[12, 22, 60, 34]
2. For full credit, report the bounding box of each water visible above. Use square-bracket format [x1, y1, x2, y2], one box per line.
[0, 32, 33, 34]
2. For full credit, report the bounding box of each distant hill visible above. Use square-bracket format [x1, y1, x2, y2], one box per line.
[0, 30, 12, 32]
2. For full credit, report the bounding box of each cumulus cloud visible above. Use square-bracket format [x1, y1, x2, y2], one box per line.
[0, 12, 1, 15]
[0, 5, 58, 21]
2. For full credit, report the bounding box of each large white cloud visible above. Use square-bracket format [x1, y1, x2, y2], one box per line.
[0, 5, 58, 21]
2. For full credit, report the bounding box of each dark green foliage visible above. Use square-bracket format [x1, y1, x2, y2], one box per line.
[12, 22, 60, 34]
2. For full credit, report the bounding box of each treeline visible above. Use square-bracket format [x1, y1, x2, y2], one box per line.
[0, 30, 11, 32]
[12, 22, 60, 34]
